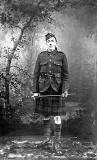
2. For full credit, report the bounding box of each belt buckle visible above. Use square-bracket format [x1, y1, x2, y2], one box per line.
[49, 74, 53, 77]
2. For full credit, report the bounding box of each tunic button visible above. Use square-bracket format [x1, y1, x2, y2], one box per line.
[50, 59, 51, 62]
[49, 64, 51, 67]
[49, 71, 51, 73]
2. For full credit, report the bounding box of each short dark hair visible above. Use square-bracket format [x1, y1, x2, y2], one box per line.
[45, 33, 57, 42]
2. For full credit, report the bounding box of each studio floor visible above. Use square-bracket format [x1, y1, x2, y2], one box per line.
[0, 134, 97, 160]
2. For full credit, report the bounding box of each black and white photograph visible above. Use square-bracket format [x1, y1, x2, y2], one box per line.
[0, 0, 97, 159]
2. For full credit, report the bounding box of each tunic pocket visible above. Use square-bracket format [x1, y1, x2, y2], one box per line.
[39, 76, 45, 91]
[55, 73, 61, 84]
[39, 76, 45, 83]
[53, 61, 62, 66]
[40, 61, 48, 65]
[40, 61, 48, 72]
[53, 61, 62, 72]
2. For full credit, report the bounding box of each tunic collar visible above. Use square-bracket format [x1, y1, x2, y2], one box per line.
[47, 47, 58, 55]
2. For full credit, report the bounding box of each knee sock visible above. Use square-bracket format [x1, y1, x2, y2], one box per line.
[54, 116, 62, 140]
[43, 119, 51, 137]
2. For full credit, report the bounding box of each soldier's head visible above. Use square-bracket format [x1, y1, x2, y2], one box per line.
[45, 33, 57, 52]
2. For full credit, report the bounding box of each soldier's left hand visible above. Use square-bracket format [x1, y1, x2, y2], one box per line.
[61, 91, 68, 98]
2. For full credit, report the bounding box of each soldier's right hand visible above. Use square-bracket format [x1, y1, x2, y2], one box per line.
[33, 93, 39, 97]
[32, 93, 39, 100]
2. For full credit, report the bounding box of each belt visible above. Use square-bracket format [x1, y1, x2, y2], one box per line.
[40, 73, 61, 78]
[40, 73, 54, 78]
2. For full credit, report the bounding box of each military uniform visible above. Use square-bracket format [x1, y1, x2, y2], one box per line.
[33, 48, 69, 117]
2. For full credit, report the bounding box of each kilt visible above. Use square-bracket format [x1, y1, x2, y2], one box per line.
[35, 85, 65, 117]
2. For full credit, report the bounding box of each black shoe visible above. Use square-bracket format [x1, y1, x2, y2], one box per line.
[54, 142, 62, 155]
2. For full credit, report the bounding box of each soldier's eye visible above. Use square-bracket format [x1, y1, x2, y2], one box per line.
[47, 40, 50, 43]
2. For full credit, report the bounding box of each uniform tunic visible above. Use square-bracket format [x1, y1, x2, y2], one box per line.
[33, 49, 69, 117]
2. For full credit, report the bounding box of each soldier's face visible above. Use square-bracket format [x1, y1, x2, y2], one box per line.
[46, 37, 57, 52]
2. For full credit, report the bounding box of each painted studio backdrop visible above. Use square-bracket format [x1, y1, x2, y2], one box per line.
[0, 0, 97, 141]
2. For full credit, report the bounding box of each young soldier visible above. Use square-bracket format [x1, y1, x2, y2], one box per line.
[33, 33, 69, 143]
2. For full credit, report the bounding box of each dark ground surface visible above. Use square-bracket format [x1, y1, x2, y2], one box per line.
[0, 135, 96, 160]
[0, 126, 97, 160]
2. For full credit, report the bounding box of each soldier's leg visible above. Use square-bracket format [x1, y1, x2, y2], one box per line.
[53, 116, 62, 154]
[54, 116, 62, 140]
[43, 117, 51, 138]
